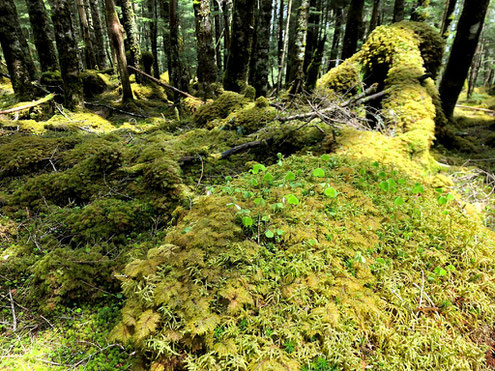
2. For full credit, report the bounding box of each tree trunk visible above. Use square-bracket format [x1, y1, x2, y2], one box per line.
[341, 0, 364, 60]
[439, 0, 490, 119]
[0, 0, 35, 100]
[104, 0, 133, 102]
[410, 0, 429, 22]
[89, 0, 108, 68]
[76, 0, 98, 69]
[303, 0, 321, 76]
[392, 0, 405, 23]
[328, 6, 343, 70]
[467, 42, 483, 99]
[147, 0, 159, 78]
[49, 0, 84, 110]
[120, 0, 142, 74]
[169, 0, 189, 99]
[289, 0, 310, 94]
[213, 0, 223, 72]
[221, 0, 231, 69]
[285, 0, 301, 86]
[25, 0, 59, 72]
[368, 0, 380, 37]
[159, 0, 171, 74]
[223, 0, 255, 92]
[439, 0, 457, 39]
[193, 0, 217, 99]
[248, 0, 273, 97]
[277, 0, 284, 70]
[276, 0, 292, 92]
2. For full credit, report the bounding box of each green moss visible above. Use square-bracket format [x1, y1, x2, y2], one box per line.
[113, 154, 495, 369]
[130, 83, 168, 101]
[193, 91, 248, 126]
[317, 59, 361, 95]
[80, 70, 108, 98]
[225, 99, 278, 134]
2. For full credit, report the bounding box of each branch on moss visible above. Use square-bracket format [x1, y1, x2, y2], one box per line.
[84, 101, 150, 118]
[0, 94, 55, 115]
[127, 65, 199, 101]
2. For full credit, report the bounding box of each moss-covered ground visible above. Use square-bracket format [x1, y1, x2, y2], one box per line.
[1, 33, 495, 369]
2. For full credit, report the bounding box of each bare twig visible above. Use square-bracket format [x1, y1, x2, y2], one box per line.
[0, 94, 55, 115]
[8, 290, 16, 332]
[197, 155, 204, 187]
[84, 101, 150, 118]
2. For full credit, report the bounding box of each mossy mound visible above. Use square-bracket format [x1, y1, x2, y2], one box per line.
[193, 91, 248, 127]
[318, 22, 445, 160]
[225, 97, 278, 134]
[80, 70, 109, 98]
[113, 154, 495, 370]
[130, 83, 168, 102]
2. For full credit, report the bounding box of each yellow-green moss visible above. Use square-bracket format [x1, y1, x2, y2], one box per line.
[225, 98, 278, 134]
[317, 58, 361, 95]
[130, 83, 168, 101]
[193, 91, 248, 126]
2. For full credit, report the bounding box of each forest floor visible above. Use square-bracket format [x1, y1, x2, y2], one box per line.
[0, 74, 494, 370]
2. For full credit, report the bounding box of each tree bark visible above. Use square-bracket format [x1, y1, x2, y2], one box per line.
[467, 42, 483, 99]
[392, 0, 405, 23]
[159, 0, 172, 74]
[76, 0, 98, 69]
[249, 0, 273, 97]
[104, 0, 133, 102]
[193, 0, 217, 99]
[169, 0, 189, 99]
[439, 0, 457, 39]
[0, 0, 35, 100]
[285, 0, 301, 85]
[223, 0, 255, 92]
[439, 0, 490, 119]
[289, 0, 310, 94]
[49, 0, 84, 110]
[147, 0, 159, 78]
[276, 0, 292, 92]
[89, 0, 108, 68]
[119, 0, 142, 76]
[277, 0, 285, 70]
[221, 0, 231, 69]
[25, 0, 59, 72]
[341, 0, 364, 60]
[303, 0, 321, 76]
[368, 0, 380, 37]
[328, 6, 343, 70]
[213, 0, 223, 72]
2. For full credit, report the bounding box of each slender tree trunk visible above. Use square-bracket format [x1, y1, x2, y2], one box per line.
[248, 0, 273, 97]
[120, 0, 142, 75]
[0, 0, 34, 100]
[467, 43, 483, 99]
[341, 0, 365, 60]
[439, 0, 490, 119]
[76, 0, 98, 69]
[25, 0, 59, 72]
[440, 0, 457, 39]
[223, 0, 255, 92]
[277, 0, 284, 70]
[147, 0, 159, 78]
[193, 0, 217, 99]
[276, 0, 292, 92]
[222, 0, 231, 69]
[285, 0, 301, 85]
[104, 0, 132, 102]
[303, 0, 321, 75]
[49, 0, 84, 110]
[159, 0, 171, 74]
[169, 0, 189, 98]
[89, 0, 108, 68]
[392, 0, 405, 23]
[328, 7, 343, 70]
[410, 0, 429, 22]
[213, 0, 223, 72]
[289, 0, 309, 94]
[368, 0, 380, 36]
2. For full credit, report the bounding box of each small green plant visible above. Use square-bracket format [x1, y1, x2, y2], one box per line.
[286, 194, 300, 205]
[312, 168, 325, 178]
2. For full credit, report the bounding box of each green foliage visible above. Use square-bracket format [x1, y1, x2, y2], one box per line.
[193, 91, 247, 126]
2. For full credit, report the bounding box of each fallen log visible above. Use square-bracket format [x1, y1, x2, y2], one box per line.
[127, 65, 199, 101]
[455, 104, 495, 115]
[0, 94, 55, 115]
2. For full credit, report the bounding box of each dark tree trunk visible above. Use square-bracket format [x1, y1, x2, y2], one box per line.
[305, 33, 325, 91]
[25, 0, 59, 72]
[169, 0, 189, 98]
[328, 6, 343, 70]
[341, 0, 364, 60]
[77, 0, 98, 69]
[439, 0, 490, 119]
[277, 0, 284, 70]
[368, 0, 380, 36]
[120, 0, 142, 76]
[440, 0, 457, 39]
[147, 0, 159, 78]
[223, 0, 255, 92]
[104, 0, 133, 102]
[222, 0, 231, 69]
[213, 0, 223, 72]
[285, 0, 301, 85]
[248, 0, 273, 97]
[392, 0, 405, 23]
[303, 0, 321, 76]
[193, 0, 217, 99]
[159, 0, 172, 74]
[49, 0, 84, 110]
[88, 0, 108, 68]
[467, 42, 483, 99]
[0, 0, 35, 100]
[289, 0, 310, 94]
[410, 0, 429, 22]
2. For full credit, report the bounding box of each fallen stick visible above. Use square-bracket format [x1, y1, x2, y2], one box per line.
[127, 65, 199, 100]
[84, 101, 150, 118]
[455, 104, 495, 115]
[0, 94, 55, 115]
[8, 290, 16, 332]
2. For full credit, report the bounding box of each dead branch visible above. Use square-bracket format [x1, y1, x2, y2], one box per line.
[84, 101, 150, 118]
[455, 104, 495, 115]
[127, 65, 199, 101]
[0, 94, 55, 115]
[8, 290, 16, 332]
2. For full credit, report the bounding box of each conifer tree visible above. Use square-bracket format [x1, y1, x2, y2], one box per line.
[341, 0, 365, 60]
